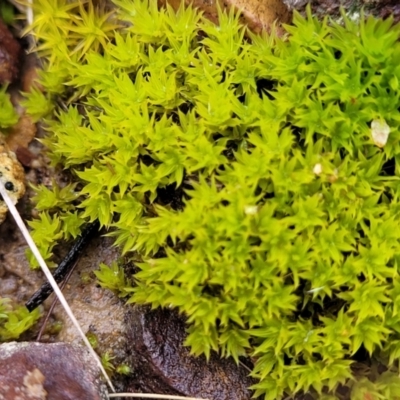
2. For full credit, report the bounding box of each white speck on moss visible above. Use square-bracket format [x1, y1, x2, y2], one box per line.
[244, 205, 258, 215]
[313, 163, 322, 175]
[371, 119, 390, 148]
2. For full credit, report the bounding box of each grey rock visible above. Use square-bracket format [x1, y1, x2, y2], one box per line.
[283, 0, 309, 10]
[0, 341, 108, 400]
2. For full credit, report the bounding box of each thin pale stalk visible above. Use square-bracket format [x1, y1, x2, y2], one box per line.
[36, 260, 78, 342]
[0, 180, 115, 392]
[26, 0, 33, 25]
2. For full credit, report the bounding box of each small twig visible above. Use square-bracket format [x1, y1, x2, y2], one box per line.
[108, 394, 210, 400]
[26, 220, 99, 311]
[0, 181, 115, 393]
[36, 260, 78, 342]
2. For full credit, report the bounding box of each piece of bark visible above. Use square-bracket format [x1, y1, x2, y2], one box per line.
[0, 342, 109, 400]
[159, 0, 291, 35]
[125, 306, 256, 400]
[0, 18, 21, 84]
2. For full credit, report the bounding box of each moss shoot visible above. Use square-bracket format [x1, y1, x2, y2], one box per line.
[23, 1, 400, 398]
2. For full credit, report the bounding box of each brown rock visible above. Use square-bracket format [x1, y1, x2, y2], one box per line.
[0, 135, 26, 224]
[126, 306, 256, 400]
[223, 0, 291, 34]
[160, 0, 291, 35]
[0, 341, 108, 400]
[6, 112, 37, 155]
[0, 18, 21, 84]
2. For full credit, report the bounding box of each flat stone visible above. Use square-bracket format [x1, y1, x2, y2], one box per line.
[126, 306, 256, 400]
[0, 341, 108, 400]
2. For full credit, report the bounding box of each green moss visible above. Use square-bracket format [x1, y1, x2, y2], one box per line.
[0, 86, 18, 129]
[100, 350, 116, 375]
[25, 1, 400, 398]
[0, 2, 15, 25]
[0, 298, 40, 341]
[86, 331, 99, 349]
[94, 261, 128, 295]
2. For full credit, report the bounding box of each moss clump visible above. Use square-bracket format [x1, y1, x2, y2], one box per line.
[0, 298, 40, 341]
[0, 86, 18, 129]
[25, 1, 400, 398]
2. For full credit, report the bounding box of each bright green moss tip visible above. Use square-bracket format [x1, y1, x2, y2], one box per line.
[0, 298, 40, 341]
[24, 0, 400, 398]
[0, 87, 19, 129]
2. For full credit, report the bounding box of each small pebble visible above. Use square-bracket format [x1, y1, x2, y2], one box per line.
[0, 277, 18, 295]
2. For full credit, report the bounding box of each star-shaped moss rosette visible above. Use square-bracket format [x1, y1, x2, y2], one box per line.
[23, 1, 400, 398]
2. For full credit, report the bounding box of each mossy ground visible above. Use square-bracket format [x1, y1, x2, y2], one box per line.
[3, 1, 400, 399]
